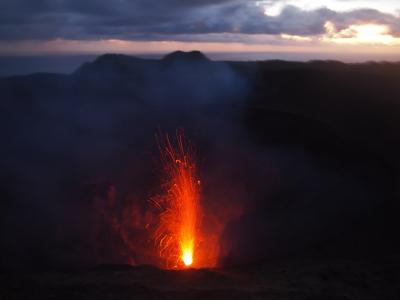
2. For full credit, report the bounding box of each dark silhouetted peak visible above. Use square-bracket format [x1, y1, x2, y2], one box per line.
[162, 51, 210, 65]
[74, 53, 156, 76]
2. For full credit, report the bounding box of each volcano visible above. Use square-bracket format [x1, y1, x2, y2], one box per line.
[1, 51, 400, 299]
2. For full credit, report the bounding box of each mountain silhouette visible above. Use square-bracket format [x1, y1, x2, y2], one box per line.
[162, 50, 210, 65]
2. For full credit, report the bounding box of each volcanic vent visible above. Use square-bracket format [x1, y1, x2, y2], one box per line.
[150, 131, 201, 269]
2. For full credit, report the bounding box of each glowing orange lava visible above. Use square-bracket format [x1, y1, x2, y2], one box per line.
[151, 130, 201, 269]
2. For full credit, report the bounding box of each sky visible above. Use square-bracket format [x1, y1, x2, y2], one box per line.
[1, 0, 400, 60]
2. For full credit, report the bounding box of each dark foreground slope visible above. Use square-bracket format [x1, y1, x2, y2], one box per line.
[0, 52, 400, 272]
[2, 259, 400, 300]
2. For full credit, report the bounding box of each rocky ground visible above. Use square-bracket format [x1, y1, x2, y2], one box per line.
[1, 258, 399, 299]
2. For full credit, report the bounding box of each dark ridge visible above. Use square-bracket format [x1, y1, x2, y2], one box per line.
[161, 50, 210, 64]
[90, 264, 135, 272]
[74, 51, 211, 76]
[74, 53, 157, 76]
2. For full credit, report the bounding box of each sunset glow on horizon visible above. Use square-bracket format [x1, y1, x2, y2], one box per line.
[1, 0, 400, 61]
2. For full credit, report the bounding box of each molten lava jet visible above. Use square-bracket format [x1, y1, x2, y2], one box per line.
[151, 131, 201, 269]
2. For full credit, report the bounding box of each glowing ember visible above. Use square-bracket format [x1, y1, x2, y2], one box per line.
[151, 130, 201, 269]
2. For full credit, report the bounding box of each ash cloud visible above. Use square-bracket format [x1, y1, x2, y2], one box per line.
[0, 51, 249, 269]
[0, 53, 399, 270]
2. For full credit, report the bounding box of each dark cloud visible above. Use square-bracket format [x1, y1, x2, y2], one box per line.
[0, 0, 399, 41]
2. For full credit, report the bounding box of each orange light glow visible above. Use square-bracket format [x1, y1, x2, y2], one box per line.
[151, 130, 200, 269]
[182, 250, 193, 266]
